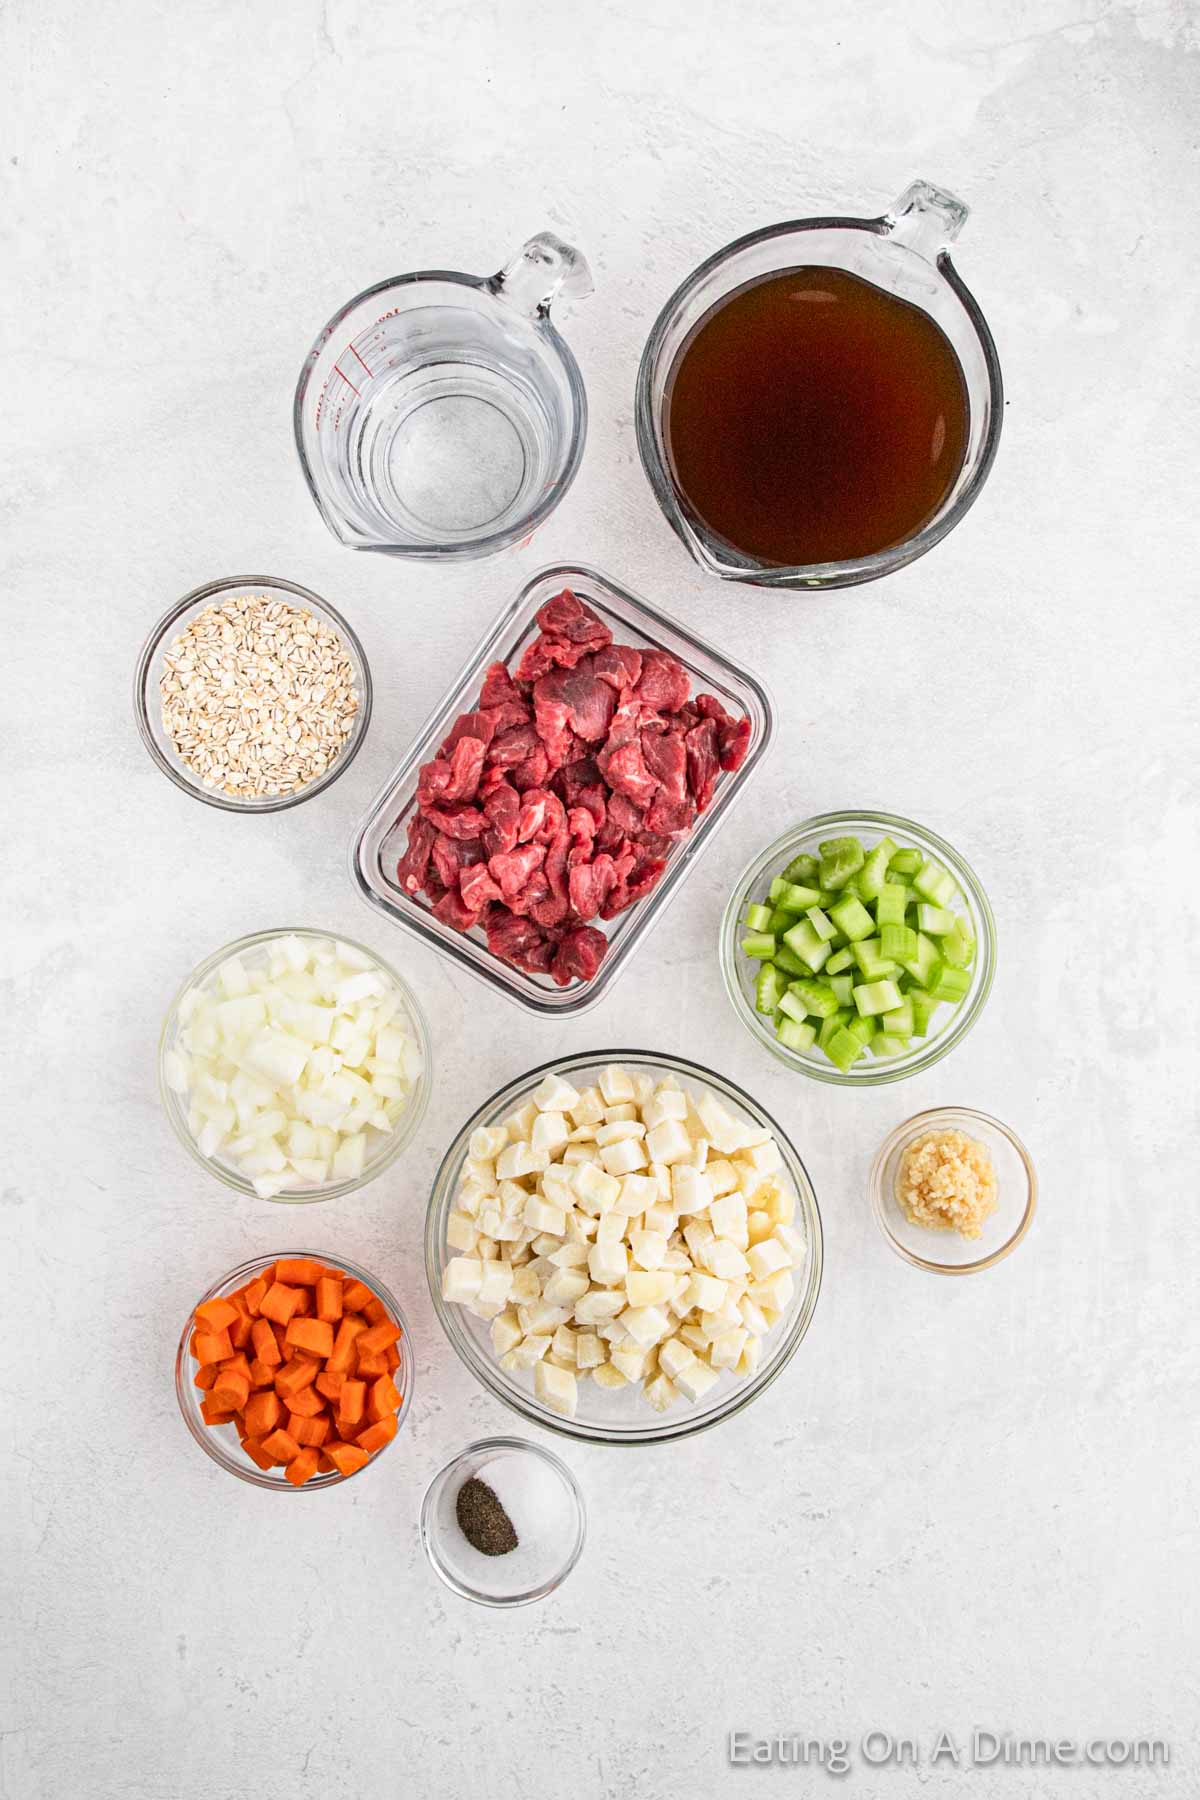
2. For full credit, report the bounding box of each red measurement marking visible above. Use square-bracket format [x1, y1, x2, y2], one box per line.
[349, 344, 373, 379]
[332, 366, 361, 397]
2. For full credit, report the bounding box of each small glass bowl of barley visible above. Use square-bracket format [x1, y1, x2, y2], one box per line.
[134, 576, 372, 812]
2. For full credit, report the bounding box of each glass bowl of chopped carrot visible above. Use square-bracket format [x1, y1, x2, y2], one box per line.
[175, 1252, 414, 1488]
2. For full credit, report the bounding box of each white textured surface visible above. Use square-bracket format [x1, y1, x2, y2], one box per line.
[3, 2, 1197, 1796]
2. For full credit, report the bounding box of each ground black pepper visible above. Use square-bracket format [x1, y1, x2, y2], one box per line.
[456, 1476, 519, 1556]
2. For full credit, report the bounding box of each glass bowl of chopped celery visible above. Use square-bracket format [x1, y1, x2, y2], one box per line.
[426, 1052, 824, 1445]
[159, 928, 431, 1201]
[720, 812, 996, 1084]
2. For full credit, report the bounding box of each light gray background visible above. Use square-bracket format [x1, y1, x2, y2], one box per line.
[3, 2, 1197, 1796]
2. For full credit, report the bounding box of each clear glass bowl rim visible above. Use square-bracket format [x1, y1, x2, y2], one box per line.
[133, 574, 373, 812]
[868, 1105, 1037, 1273]
[419, 1434, 587, 1606]
[720, 810, 996, 1086]
[634, 207, 1004, 587]
[158, 926, 432, 1202]
[349, 560, 775, 1017]
[424, 1048, 824, 1445]
[292, 268, 588, 558]
[174, 1249, 415, 1489]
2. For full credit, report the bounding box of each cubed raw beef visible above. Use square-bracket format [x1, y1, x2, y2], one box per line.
[685, 718, 720, 812]
[486, 909, 558, 975]
[533, 660, 617, 745]
[641, 725, 687, 802]
[606, 791, 645, 837]
[489, 722, 542, 768]
[592, 644, 643, 692]
[568, 852, 618, 923]
[439, 709, 497, 757]
[417, 734, 486, 808]
[600, 739, 658, 810]
[488, 843, 547, 905]
[482, 780, 520, 855]
[646, 789, 696, 837]
[601, 852, 667, 920]
[517, 787, 566, 845]
[512, 746, 552, 792]
[460, 862, 504, 912]
[535, 590, 612, 651]
[432, 887, 483, 932]
[431, 831, 484, 891]
[696, 692, 752, 770]
[552, 926, 608, 986]
[479, 661, 524, 711]
[396, 814, 437, 895]
[635, 648, 691, 713]
[421, 801, 487, 838]
[515, 634, 594, 682]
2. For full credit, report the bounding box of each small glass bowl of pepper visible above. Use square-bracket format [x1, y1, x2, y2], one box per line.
[420, 1437, 585, 1607]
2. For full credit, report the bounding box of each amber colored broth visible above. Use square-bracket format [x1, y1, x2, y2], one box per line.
[663, 266, 969, 567]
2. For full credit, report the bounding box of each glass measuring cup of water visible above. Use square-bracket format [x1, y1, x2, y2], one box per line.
[294, 233, 592, 558]
[636, 181, 1002, 589]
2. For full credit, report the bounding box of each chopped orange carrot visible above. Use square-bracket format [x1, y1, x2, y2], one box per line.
[285, 1446, 320, 1487]
[251, 1319, 281, 1366]
[288, 1414, 330, 1447]
[342, 1279, 373, 1312]
[261, 1427, 301, 1463]
[219, 1352, 253, 1385]
[259, 1282, 302, 1327]
[362, 1297, 386, 1325]
[211, 1369, 250, 1413]
[337, 1378, 366, 1426]
[326, 1315, 367, 1373]
[243, 1390, 283, 1439]
[275, 1356, 320, 1399]
[285, 1385, 326, 1419]
[326, 1442, 370, 1478]
[241, 1438, 276, 1472]
[228, 1311, 253, 1351]
[316, 1276, 343, 1323]
[193, 1328, 234, 1365]
[354, 1346, 388, 1379]
[292, 1287, 312, 1317]
[271, 1321, 290, 1357]
[315, 1370, 344, 1402]
[384, 1345, 401, 1374]
[248, 1357, 276, 1389]
[284, 1316, 334, 1360]
[200, 1399, 238, 1427]
[356, 1413, 398, 1454]
[367, 1374, 401, 1421]
[358, 1317, 402, 1356]
[316, 1449, 337, 1474]
[194, 1297, 238, 1333]
[193, 1363, 218, 1391]
[276, 1258, 328, 1286]
[243, 1277, 269, 1317]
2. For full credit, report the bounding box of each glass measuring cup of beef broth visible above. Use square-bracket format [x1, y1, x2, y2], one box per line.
[636, 182, 1002, 589]
[295, 233, 592, 558]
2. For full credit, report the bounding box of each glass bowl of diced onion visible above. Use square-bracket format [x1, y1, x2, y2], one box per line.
[425, 1052, 823, 1445]
[720, 811, 996, 1086]
[159, 928, 431, 1201]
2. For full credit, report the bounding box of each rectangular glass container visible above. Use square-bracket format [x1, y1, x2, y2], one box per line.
[350, 563, 774, 1015]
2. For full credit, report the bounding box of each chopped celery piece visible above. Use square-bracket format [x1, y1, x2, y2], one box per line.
[818, 1007, 854, 1052]
[788, 979, 841, 1019]
[818, 836, 864, 889]
[779, 882, 825, 911]
[767, 906, 795, 934]
[777, 988, 810, 1025]
[829, 894, 874, 941]
[871, 1033, 910, 1058]
[875, 883, 908, 928]
[846, 1013, 877, 1045]
[879, 923, 918, 962]
[768, 876, 791, 905]
[771, 943, 809, 978]
[929, 964, 971, 1003]
[829, 973, 855, 1007]
[897, 931, 938, 986]
[916, 902, 957, 935]
[740, 931, 776, 960]
[776, 1016, 816, 1052]
[889, 848, 922, 876]
[908, 990, 938, 1035]
[851, 937, 892, 980]
[782, 853, 819, 884]
[880, 1000, 914, 1037]
[858, 836, 897, 900]
[755, 963, 784, 1014]
[825, 946, 855, 975]
[913, 859, 957, 907]
[781, 919, 832, 973]
[853, 978, 902, 1017]
[826, 1025, 866, 1071]
[744, 902, 774, 932]
[940, 917, 976, 969]
[805, 906, 837, 943]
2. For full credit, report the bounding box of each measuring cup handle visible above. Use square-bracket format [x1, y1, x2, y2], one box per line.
[881, 180, 969, 260]
[489, 233, 593, 318]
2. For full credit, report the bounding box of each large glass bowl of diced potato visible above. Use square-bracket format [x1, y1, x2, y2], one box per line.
[426, 1053, 823, 1444]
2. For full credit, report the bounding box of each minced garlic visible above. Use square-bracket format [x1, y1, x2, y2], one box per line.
[896, 1129, 997, 1240]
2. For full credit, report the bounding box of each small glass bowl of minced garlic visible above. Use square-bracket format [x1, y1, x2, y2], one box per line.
[869, 1107, 1036, 1274]
[420, 1438, 585, 1607]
